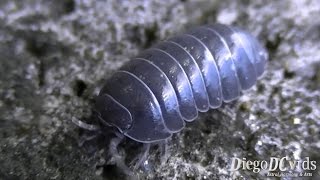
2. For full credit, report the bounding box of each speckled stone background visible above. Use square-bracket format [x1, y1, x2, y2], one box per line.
[0, 0, 319, 179]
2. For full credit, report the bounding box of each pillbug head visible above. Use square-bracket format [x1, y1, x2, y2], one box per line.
[94, 94, 133, 132]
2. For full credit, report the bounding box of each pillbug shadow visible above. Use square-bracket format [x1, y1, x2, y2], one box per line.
[73, 23, 268, 177]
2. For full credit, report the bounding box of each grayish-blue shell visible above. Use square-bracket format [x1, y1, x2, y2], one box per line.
[95, 24, 268, 143]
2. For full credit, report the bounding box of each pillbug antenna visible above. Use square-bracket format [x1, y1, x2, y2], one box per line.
[71, 116, 100, 131]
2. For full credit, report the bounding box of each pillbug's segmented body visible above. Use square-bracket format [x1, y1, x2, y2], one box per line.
[95, 24, 268, 143]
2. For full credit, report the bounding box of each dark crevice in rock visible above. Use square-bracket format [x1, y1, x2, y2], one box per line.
[62, 0, 75, 14]
[265, 34, 282, 57]
[283, 69, 295, 79]
[73, 80, 87, 97]
[100, 164, 128, 180]
[143, 24, 159, 48]
[37, 59, 45, 87]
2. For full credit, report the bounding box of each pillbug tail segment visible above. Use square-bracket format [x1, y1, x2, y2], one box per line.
[247, 32, 268, 77]
[94, 94, 133, 133]
[233, 27, 268, 78]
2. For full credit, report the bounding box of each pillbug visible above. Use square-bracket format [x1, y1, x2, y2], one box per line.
[93, 24, 268, 143]
[73, 23, 268, 173]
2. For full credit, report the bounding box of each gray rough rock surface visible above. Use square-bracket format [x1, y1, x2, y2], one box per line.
[0, 0, 319, 179]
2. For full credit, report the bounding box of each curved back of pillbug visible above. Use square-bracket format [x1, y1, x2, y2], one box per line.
[96, 24, 268, 143]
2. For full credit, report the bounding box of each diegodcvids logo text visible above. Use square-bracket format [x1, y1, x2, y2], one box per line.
[230, 157, 317, 174]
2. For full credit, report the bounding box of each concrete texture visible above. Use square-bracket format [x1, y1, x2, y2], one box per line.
[0, 0, 319, 179]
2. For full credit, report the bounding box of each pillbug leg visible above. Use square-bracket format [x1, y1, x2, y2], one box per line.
[129, 143, 151, 170]
[216, 105, 236, 120]
[158, 139, 169, 165]
[78, 132, 99, 147]
[72, 116, 101, 147]
[107, 133, 134, 176]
